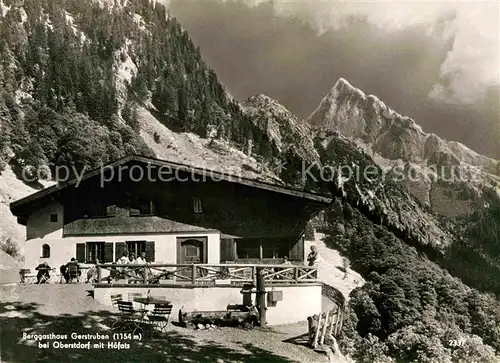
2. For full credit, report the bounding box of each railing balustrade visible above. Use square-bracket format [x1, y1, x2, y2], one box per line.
[94, 263, 318, 286]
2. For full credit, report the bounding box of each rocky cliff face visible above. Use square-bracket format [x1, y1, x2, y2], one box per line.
[308, 78, 500, 214]
[242, 94, 319, 164]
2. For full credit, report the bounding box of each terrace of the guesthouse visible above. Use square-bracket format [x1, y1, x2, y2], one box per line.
[93, 262, 322, 326]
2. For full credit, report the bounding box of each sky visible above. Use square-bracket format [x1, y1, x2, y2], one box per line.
[166, 0, 500, 159]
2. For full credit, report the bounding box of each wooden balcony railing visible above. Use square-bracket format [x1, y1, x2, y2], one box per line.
[94, 263, 318, 286]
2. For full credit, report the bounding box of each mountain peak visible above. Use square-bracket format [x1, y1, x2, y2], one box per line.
[334, 77, 354, 90]
[245, 93, 295, 117]
[248, 93, 274, 104]
[331, 77, 365, 98]
[242, 94, 319, 164]
[308, 78, 500, 184]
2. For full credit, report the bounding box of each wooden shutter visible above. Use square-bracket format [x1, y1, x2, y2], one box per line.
[220, 238, 235, 262]
[115, 242, 125, 262]
[76, 243, 86, 263]
[104, 243, 114, 262]
[145, 241, 155, 262]
[289, 236, 304, 262]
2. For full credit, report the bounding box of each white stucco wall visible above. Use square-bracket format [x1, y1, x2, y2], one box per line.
[94, 283, 322, 325]
[26, 202, 64, 240]
[265, 284, 322, 324]
[23, 231, 221, 271]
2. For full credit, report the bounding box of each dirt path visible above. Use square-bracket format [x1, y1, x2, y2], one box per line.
[0, 284, 328, 363]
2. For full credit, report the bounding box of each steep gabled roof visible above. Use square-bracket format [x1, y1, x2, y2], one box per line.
[10, 155, 331, 217]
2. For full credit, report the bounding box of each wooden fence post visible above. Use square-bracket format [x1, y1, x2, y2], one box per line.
[96, 264, 101, 283]
[335, 308, 344, 335]
[328, 307, 337, 336]
[312, 313, 323, 349]
[319, 310, 330, 345]
[143, 265, 148, 284]
[308, 314, 319, 347]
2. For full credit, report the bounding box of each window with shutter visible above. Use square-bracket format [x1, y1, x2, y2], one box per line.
[76, 243, 86, 263]
[86, 242, 105, 263]
[103, 243, 114, 262]
[41, 244, 50, 258]
[126, 241, 146, 258]
[145, 241, 155, 262]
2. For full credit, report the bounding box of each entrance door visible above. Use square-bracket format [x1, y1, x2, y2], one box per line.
[177, 237, 207, 278]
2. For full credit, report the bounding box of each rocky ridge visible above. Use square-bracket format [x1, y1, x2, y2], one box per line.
[308, 78, 500, 214]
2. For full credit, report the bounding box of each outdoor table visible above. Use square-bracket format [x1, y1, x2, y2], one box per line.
[133, 297, 171, 320]
[133, 297, 171, 306]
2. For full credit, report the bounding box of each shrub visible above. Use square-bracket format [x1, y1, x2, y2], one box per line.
[0, 238, 21, 260]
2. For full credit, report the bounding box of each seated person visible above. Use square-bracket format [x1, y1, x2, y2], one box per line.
[128, 253, 138, 282]
[117, 251, 129, 265]
[86, 259, 99, 283]
[35, 262, 51, 283]
[134, 252, 148, 281]
[134, 252, 147, 264]
[65, 258, 81, 283]
[278, 256, 293, 279]
[110, 251, 130, 281]
[60, 264, 69, 283]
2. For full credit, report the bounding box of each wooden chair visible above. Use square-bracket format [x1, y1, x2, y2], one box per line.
[147, 303, 173, 338]
[37, 271, 52, 284]
[19, 269, 37, 284]
[110, 294, 123, 310]
[67, 265, 80, 283]
[115, 301, 145, 335]
[109, 294, 123, 330]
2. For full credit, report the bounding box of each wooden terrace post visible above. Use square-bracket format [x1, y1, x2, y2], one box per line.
[192, 265, 197, 285]
[96, 264, 101, 283]
[256, 267, 267, 327]
[143, 265, 148, 284]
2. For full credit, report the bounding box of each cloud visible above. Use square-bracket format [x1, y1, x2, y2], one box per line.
[250, 0, 500, 105]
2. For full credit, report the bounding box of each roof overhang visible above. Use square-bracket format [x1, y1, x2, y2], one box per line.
[10, 155, 332, 218]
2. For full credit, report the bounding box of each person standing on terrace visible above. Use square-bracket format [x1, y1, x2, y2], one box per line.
[307, 245, 320, 267]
